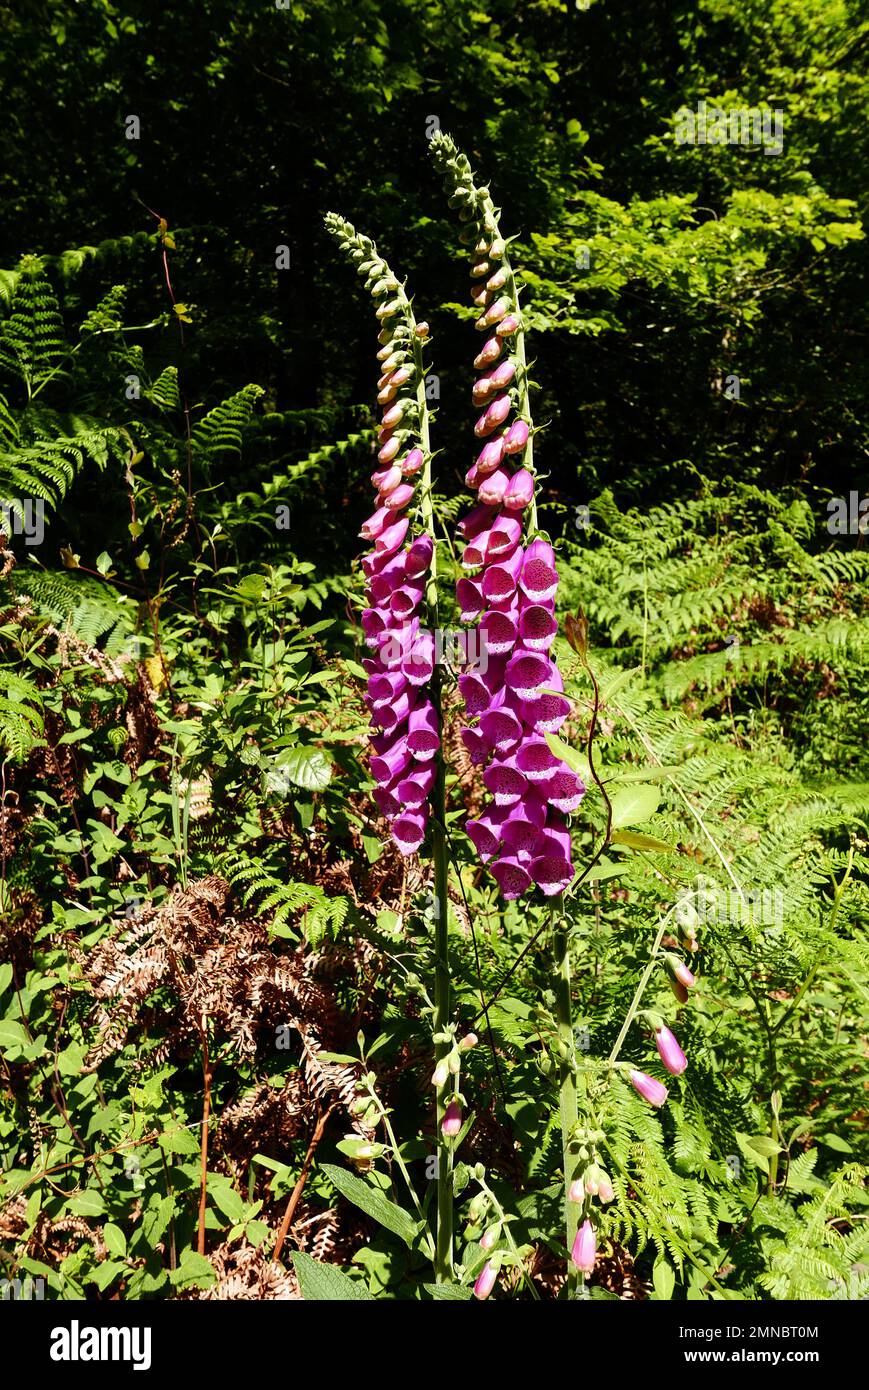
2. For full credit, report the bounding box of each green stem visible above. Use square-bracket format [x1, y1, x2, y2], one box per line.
[607, 905, 675, 1067]
[413, 323, 454, 1282]
[552, 897, 580, 1297]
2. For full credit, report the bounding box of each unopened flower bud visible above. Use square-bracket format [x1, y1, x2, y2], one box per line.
[597, 1175, 615, 1204]
[414, 321, 430, 338]
[459, 1032, 478, 1051]
[655, 1024, 687, 1076]
[441, 1099, 462, 1138]
[480, 1224, 500, 1250]
[570, 1219, 596, 1274]
[432, 1060, 449, 1088]
[474, 1259, 498, 1300]
[629, 1069, 669, 1107]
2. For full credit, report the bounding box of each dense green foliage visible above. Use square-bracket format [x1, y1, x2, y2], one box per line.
[0, 0, 866, 1301]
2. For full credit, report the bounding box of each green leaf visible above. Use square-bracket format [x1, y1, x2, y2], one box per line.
[0, 964, 13, 994]
[275, 745, 333, 792]
[292, 1250, 372, 1301]
[169, 1250, 216, 1289]
[819, 1132, 853, 1154]
[102, 1222, 127, 1258]
[423, 1281, 473, 1300]
[610, 829, 676, 853]
[320, 1163, 424, 1250]
[0, 1019, 29, 1054]
[652, 1258, 676, 1300]
[544, 732, 591, 781]
[609, 784, 661, 827]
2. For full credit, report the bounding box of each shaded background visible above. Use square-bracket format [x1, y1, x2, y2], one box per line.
[0, 0, 866, 571]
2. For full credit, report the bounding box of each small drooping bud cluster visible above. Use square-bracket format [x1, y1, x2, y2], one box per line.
[430, 133, 583, 901]
[566, 1129, 614, 1277]
[325, 213, 438, 856]
[433, 1027, 477, 1138]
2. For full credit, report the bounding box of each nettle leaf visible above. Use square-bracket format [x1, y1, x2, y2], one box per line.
[292, 1250, 372, 1301]
[423, 1281, 473, 1300]
[320, 1163, 425, 1250]
[275, 745, 333, 792]
[609, 784, 661, 827]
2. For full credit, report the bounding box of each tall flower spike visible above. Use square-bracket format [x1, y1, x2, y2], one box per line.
[430, 133, 582, 901]
[325, 213, 438, 857]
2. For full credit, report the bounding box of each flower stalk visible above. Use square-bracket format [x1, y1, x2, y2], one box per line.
[326, 215, 453, 1281]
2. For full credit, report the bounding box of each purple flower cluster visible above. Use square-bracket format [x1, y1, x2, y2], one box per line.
[326, 214, 439, 857]
[431, 135, 583, 899]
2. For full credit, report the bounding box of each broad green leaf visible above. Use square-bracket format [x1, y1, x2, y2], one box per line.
[275, 745, 333, 792]
[102, 1222, 127, 1258]
[609, 784, 661, 827]
[423, 1281, 473, 1300]
[292, 1250, 372, 1301]
[320, 1163, 424, 1250]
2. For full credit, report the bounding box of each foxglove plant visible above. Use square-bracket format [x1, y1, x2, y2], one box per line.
[429, 133, 590, 1295]
[429, 132, 583, 905]
[325, 213, 454, 1280]
[325, 214, 438, 858]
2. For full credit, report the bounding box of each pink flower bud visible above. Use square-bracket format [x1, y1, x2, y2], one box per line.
[486, 267, 508, 292]
[401, 447, 424, 476]
[432, 1060, 449, 1088]
[476, 437, 506, 475]
[670, 978, 688, 1004]
[480, 1225, 499, 1251]
[473, 1259, 498, 1300]
[371, 465, 402, 493]
[441, 1099, 462, 1138]
[472, 372, 497, 406]
[504, 468, 535, 512]
[471, 283, 492, 308]
[383, 482, 414, 511]
[459, 1032, 478, 1051]
[477, 468, 510, 506]
[391, 366, 413, 387]
[655, 1024, 687, 1076]
[503, 419, 529, 455]
[489, 359, 516, 391]
[378, 435, 401, 464]
[571, 1219, 596, 1274]
[381, 401, 404, 429]
[495, 313, 520, 339]
[474, 337, 503, 370]
[629, 1069, 669, 1107]
[377, 383, 398, 405]
[597, 1176, 615, 1204]
[484, 296, 510, 326]
[673, 961, 695, 990]
[568, 1178, 585, 1203]
[414, 321, 430, 338]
